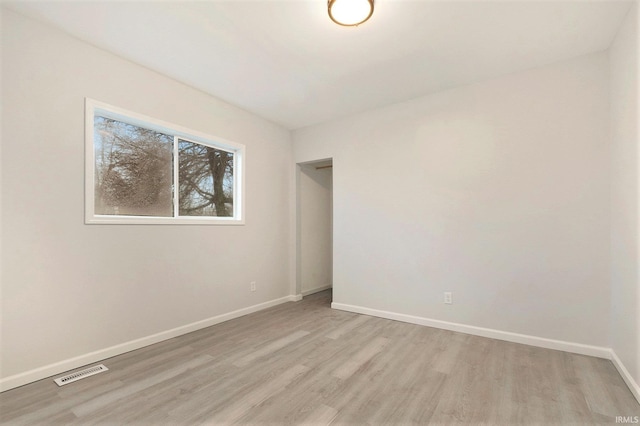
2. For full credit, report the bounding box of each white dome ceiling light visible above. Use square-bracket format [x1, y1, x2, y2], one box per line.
[328, 0, 374, 27]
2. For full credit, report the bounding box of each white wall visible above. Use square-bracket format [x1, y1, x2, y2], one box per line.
[299, 164, 332, 295]
[610, 2, 640, 391]
[294, 52, 611, 348]
[0, 9, 292, 386]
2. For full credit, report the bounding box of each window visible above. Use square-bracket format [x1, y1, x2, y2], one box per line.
[86, 99, 244, 224]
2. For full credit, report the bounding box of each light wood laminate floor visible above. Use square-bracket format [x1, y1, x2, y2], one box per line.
[1, 290, 639, 425]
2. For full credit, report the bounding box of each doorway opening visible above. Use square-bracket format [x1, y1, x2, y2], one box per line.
[296, 159, 333, 302]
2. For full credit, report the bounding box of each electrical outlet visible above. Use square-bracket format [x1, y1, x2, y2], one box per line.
[444, 292, 452, 304]
[250, 281, 257, 292]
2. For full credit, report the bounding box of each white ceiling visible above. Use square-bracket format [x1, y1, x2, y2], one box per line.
[4, 0, 633, 129]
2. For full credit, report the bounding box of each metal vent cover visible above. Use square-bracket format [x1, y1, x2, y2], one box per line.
[54, 364, 108, 386]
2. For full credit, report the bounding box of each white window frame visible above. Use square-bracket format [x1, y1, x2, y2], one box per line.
[85, 98, 245, 225]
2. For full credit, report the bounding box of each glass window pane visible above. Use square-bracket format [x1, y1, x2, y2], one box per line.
[178, 140, 234, 217]
[94, 116, 173, 216]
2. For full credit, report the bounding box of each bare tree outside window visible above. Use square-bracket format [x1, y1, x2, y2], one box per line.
[94, 116, 173, 216]
[178, 140, 234, 217]
[90, 108, 241, 223]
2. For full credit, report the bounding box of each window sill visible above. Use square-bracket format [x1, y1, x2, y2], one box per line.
[86, 215, 245, 225]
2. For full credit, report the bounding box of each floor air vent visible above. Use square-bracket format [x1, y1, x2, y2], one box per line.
[54, 364, 108, 386]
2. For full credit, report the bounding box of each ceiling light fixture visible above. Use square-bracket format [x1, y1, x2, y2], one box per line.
[328, 0, 374, 27]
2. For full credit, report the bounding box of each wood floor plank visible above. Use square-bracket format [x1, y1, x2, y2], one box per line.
[7, 380, 123, 426]
[331, 336, 389, 380]
[232, 330, 311, 367]
[193, 364, 310, 425]
[325, 314, 371, 340]
[71, 354, 214, 417]
[1, 289, 638, 425]
[299, 403, 338, 425]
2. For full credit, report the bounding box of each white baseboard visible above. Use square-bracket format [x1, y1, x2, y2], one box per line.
[5, 297, 638, 405]
[331, 302, 611, 359]
[0, 295, 299, 393]
[302, 285, 332, 297]
[610, 350, 640, 404]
